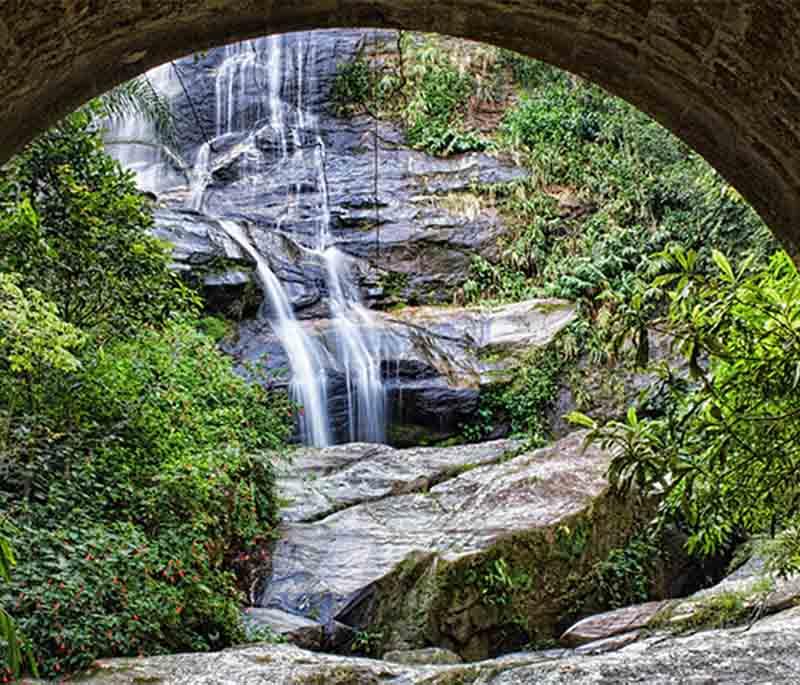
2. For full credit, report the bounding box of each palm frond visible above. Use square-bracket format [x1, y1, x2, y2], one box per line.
[96, 76, 178, 148]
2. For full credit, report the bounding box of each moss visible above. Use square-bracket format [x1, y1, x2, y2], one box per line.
[357, 486, 655, 661]
[653, 577, 775, 634]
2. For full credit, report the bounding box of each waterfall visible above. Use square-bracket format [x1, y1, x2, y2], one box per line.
[114, 33, 388, 446]
[188, 142, 211, 211]
[314, 138, 386, 443]
[219, 220, 333, 448]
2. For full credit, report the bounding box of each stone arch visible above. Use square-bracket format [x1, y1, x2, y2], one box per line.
[3, 2, 800, 258]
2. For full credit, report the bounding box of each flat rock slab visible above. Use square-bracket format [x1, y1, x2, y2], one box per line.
[561, 601, 669, 646]
[69, 606, 800, 684]
[277, 439, 522, 522]
[261, 431, 613, 625]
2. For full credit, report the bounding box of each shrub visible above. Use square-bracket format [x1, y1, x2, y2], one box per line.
[2, 320, 291, 677]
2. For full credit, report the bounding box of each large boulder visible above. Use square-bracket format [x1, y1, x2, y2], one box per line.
[259, 431, 652, 660]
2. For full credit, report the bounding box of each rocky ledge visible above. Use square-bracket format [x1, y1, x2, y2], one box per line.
[68, 605, 800, 684]
[226, 298, 576, 445]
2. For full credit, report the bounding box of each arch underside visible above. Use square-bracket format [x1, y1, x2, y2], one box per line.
[3, 1, 800, 258]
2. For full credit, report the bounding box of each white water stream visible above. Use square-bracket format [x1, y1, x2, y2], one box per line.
[113, 33, 387, 446]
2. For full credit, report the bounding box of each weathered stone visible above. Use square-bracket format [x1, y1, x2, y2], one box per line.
[573, 630, 641, 655]
[66, 606, 800, 684]
[558, 553, 800, 654]
[549, 331, 686, 440]
[383, 647, 463, 665]
[663, 555, 800, 630]
[225, 299, 575, 445]
[560, 601, 669, 646]
[260, 431, 650, 659]
[276, 439, 522, 523]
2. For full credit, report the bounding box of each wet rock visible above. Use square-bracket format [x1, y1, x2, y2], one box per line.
[548, 330, 687, 440]
[225, 299, 575, 445]
[136, 30, 528, 310]
[277, 439, 521, 523]
[260, 431, 650, 659]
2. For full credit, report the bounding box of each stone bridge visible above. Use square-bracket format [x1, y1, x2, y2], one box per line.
[3, 1, 800, 258]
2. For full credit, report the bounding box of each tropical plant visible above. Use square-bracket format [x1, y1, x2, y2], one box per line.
[571, 248, 800, 562]
[0, 109, 196, 338]
[3, 319, 291, 677]
[0, 531, 37, 680]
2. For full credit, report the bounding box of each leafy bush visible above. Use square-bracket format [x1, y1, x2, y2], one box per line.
[331, 34, 486, 156]
[571, 249, 800, 563]
[0, 110, 196, 339]
[0, 112, 292, 678]
[463, 344, 568, 445]
[480, 54, 774, 308]
[331, 55, 373, 117]
[405, 57, 485, 156]
[2, 320, 291, 677]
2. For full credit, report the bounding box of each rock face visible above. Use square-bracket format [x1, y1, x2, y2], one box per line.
[132, 31, 527, 312]
[109, 30, 546, 446]
[225, 298, 575, 445]
[72, 606, 800, 684]
[558, 554, 800, 649]
[258, 431, 650, 660]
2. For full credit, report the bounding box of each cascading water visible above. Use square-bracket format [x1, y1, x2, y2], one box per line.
[117, 34, 387, 446]
[218, 220, 332, 447]
[314, 140, 386, 443]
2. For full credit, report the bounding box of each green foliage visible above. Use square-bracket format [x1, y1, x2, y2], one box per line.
[94, 77, 177, 148]
[574, 249, 800, 564]
[496, 50, 570, 91]
[465, 344, 568, 446]
[331, 55, 374, 117]
[0, 115, 292, 678]
[462, 54, 774, 307]
[0, 109, 196, 338]
[350, 629, 385, 657]
[0, 529, 37, 680]
[472, 558, 532, 608]
[0, 272, 85, 376]
[331, 34, 486, 156]
[404, 50, 485, 156]
[2, 320, 291, 678]
[196, 315, 232, 343]
[590, 533, 660, 609]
